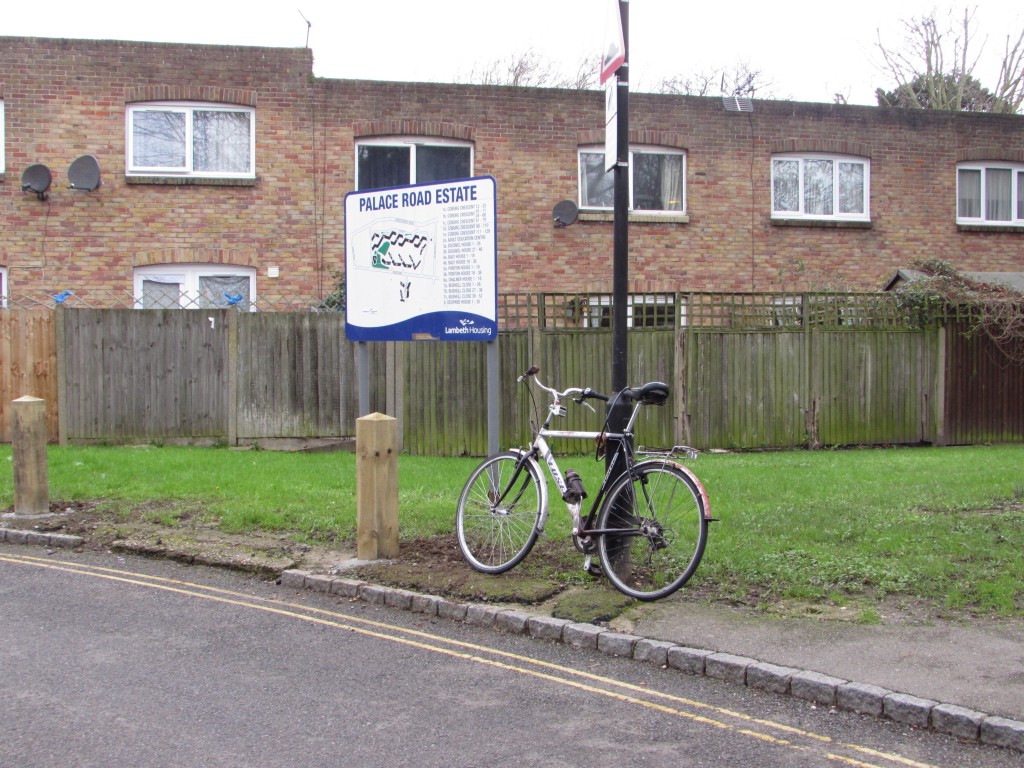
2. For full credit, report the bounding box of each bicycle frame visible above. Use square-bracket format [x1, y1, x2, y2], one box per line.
[509, 375, 696, 540]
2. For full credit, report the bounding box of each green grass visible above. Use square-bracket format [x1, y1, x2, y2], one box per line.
[2, 443, 1022, 616]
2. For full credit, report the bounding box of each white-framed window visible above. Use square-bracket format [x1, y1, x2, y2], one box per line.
[578, 147, 685, 213]
[771, 154, 870, 222]
[126, 103, 255, 178]
[0, 266, 8, 309]
[356, 138, 473, 190]
[574, 293, 685, 329]
[957, 163, 1024, 226]
[133, 264, 256, 309]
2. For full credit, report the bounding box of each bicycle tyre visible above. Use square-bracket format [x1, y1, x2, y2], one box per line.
[596, 461, 708, 601]
[456, 451, 544, 574]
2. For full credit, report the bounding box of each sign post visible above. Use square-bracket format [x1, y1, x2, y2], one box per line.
[603, 0, 632, 574]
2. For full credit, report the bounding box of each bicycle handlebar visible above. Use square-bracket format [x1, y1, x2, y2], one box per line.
[518, 365, 668, 407]
[517, 365, 610, 403]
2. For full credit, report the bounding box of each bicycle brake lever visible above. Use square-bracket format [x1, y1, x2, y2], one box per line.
[573, 397, 597, 413]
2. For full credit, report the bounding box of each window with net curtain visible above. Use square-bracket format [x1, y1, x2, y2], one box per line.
[138, 269, 253, 309]
[128, 104, 254, 177]
[957, 164, 1024, 224]
[579, 148, 685, 211]
[356, 141, 472, 190]
[771, 155, 869, 220]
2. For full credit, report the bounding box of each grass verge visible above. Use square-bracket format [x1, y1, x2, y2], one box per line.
[2, 443, 1022, 617]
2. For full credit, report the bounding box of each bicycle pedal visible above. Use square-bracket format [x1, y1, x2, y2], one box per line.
[583, 556, 603, 578]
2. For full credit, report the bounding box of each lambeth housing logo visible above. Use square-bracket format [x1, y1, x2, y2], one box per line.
[445, 318, 493, 337]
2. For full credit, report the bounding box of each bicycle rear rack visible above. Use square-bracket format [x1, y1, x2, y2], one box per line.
[636, 445, 699, 461]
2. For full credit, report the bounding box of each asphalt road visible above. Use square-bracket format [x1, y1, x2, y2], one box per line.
[0, 544, 1017, 768]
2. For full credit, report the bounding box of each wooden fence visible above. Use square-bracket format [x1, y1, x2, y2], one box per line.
[1, 295, 1022, 453]
[0, 310, 58, 442]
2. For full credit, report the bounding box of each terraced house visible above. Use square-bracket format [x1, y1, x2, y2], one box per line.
[1, 35, 1022, 313]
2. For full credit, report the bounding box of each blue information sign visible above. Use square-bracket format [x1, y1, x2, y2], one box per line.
[345, 176, 498, 342]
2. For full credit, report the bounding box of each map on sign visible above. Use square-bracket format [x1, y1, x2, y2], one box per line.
[345, 176, 497, 342]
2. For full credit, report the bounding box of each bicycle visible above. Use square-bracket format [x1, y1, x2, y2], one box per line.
[456, 366, 713, 601]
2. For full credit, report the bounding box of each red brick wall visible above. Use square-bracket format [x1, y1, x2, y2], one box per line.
[0, 37, 320, 301]
[319, 80, 1023, 294]
[2, 36, 1023, 302]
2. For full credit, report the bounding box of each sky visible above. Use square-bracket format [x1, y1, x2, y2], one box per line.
[3, 1, 1023, 106]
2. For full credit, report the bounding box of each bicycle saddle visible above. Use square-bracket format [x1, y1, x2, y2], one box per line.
[621, 381, 669, 405]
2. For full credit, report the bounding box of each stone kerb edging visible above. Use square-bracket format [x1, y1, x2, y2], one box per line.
[279, 569, 1024, 753]
[0, 527, 84, 549]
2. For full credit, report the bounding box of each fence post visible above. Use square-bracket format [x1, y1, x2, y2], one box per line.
[55, 307, 69, 446]
[227, 309, 239, 447]
[356, 412, 399, 560]
[933, 324, 947, 446]
[12, 396, 48, 515]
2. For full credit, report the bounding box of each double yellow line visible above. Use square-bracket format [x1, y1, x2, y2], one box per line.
[0, 551, 939, 768]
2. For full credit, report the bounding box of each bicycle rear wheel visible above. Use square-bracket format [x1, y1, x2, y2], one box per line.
[456, 451, 544, 574]
[596, 461, 707, 601]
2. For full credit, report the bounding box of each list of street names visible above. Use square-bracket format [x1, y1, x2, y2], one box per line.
[441, 202, 491, 306]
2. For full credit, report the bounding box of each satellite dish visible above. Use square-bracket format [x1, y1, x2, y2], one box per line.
[21, 164, 52, 200]
[68, 154, 102, 192]
[552, 200, 579, 227]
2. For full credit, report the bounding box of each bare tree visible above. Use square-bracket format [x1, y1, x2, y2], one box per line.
[458, 50, 598, 90]
[875, 7, 1024, 113]
[653, 62, 773, 99]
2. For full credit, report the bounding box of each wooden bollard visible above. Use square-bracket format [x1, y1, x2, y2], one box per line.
[12, 396, 49, 516]
[356, 412, 399, 560]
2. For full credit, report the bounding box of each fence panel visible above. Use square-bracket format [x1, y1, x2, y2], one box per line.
[60, 308, 228, 442]
[0, 310, 58, 442]
[235, 312, 355, 441]
[533, 329, 677, 452]
[945, 324, 1024, 445]
[499, 332, 532, 449]
[688, 330, 808, 449]
[402, 341, 491, 456]
[812, 328, 938, 446]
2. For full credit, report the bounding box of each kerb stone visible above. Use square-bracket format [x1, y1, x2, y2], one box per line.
[633, 639, 675, 667]
[278, 569, 307, 589]
[597, 631, 640, 658]
[667, 646, 713, 676]
[527, 616, 570, 643]
[563, 622, 604, 649]
[747, 662, 799, 694]
[705, 653, 752, 685]
[837, 682, 891, 717]
[930, 703, 984, 741]
[980, 716, 1024, 752]
[791, 671, 847, 706]
[494, 610, 530, 635]
[883, 693, 936, 727]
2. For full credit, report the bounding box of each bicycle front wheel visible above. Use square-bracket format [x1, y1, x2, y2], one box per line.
[456, 452, 544, 574]
[596, 461, 708, 601]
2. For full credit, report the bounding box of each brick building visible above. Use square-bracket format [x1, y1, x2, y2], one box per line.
[1, 35, 1023, 309]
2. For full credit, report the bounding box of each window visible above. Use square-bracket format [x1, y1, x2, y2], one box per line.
[579, 147, 685, 213]
[572, 293, 684, 329]
[356, 138, 472, 190]
[771, 154, 869, 221]
[957, 163, 1024, 226]
[0, 266, 7, 309]
[134, 265, 256, 309]
[127, 103, 255, 178]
